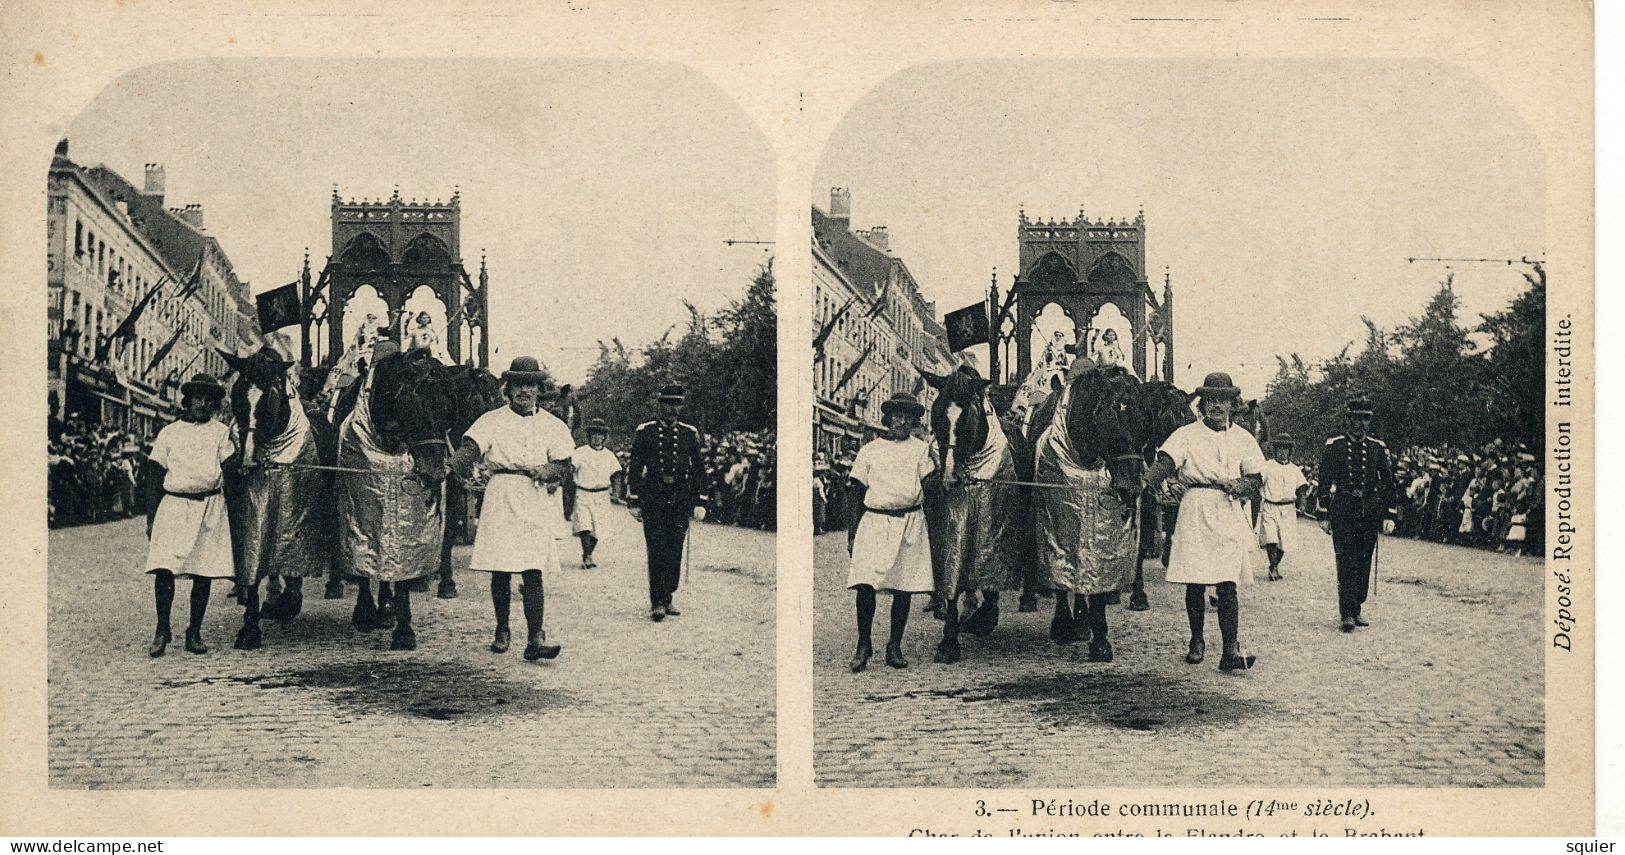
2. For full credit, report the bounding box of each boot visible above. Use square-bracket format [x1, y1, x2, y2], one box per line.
[184, 627, 208, 655]
[884, 641, 909, 669]
[1184, 638, 1205, 664]
[1218, 642, 1256, 672]
[849, 640, 873, 673]
[148, 627, 171, 658]
[233, 624, 262, 650]
[523, 630, 561, 661]
[390, 625, 417, 651]
[959, 602, 1000, 638]
[490, 628, 511, 654]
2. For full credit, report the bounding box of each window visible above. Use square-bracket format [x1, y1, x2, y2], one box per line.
[74, 221, 83, 257]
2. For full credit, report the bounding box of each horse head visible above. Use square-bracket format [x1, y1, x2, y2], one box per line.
[369, 348, 457, 486]
[1138, 380, 1198, 452]
[1063, 365, 1150, 499]
[219, 347, 294, 464]
[924, 367, 993, 471]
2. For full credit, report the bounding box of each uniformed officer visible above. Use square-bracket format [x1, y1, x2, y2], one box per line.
[626, 385, 708, 621]
[1316, 397, 1400, 632]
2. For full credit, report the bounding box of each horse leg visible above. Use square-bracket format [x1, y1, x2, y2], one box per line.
[437, 524, 458, 599]
[934, 595, 962, 664]
[352, 579, 379, 632]
[960, 590, 1000, 638]
[233, 580, 264, 650]
[372, 581, 398, 629]
[283, 577, 303, 620]
[1085, 594, 1112, 662]
[1050, 593, 1075, 645]
[1129, 552, 1150, 611]
[389, 585, 416, 650]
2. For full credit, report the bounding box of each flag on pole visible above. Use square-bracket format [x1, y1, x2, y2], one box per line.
[832, 344, 873, 393]
[812, 295, 856, 358]
[96, 274, 170, 362]
[944, 301, 990, 353]
[143, 327, 185, 378]
[256, 281, 302, 333]
[863, 280, 891, 321]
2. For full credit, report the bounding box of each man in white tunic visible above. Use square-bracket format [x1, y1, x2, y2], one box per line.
[1145, 372, 1266, 672]
[1256, 434, 1309, 581]
[845, 392, 938, 672]
[142, 374, 238, 657]
[449, 356, 575, 661]
[571, 418, 622, 568]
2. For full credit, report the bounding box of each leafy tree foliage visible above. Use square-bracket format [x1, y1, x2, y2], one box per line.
[573, 260, 775, 446]
[1264, 266, 1543, 452]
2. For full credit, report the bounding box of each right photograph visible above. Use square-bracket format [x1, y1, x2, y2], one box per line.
[810, 60, 1547, 788]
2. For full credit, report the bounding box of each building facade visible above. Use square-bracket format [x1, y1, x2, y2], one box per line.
[47, 140, 260, 441]
[812, 188, 952, 456]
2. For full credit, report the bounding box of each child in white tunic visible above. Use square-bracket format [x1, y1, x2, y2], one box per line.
[450, 357, 575, 662]
[1256, 435, 1309, 580]
[570, 419, 622, 568]
[142, 374, 238, 658]
[1146, 372, 1265, 672]
[845, 393, 938, 672]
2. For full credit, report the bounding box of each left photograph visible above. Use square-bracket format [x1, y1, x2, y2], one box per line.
[45, 58, 776, 788]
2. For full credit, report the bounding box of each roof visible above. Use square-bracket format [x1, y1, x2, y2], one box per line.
[812, 205, 891, 302]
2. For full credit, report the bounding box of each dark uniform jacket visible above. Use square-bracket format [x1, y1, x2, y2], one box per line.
[626, 419, 708, 510]
[1316, 434, 1400, 520]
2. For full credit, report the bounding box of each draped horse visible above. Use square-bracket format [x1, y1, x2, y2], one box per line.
[923, 361, 1194, 664]
[334, 347, 490, 650]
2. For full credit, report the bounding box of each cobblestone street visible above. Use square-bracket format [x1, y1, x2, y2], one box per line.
[814, 519, 1544, 788]
[49, 513, 775, 789]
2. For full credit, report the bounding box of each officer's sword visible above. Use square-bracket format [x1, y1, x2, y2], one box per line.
[1371, 528, 1380, 598]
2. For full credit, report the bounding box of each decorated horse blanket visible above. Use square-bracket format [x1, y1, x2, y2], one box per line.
[335, 372, 443, 583]
[935, 399, 1023, 597]
[230, 376, 327, 586]
[1033, 382, 1139, 595]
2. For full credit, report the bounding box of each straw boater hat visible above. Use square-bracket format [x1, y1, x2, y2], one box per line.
[1194, 371, 1243, 400]
[501, 356, 557, 398]
[584, 418, 609, 436]
[1346, 397, 1375, 416]
[658, 384, 686, 404]
[180, 373, 226, 400]
[879, 392, 925, 419]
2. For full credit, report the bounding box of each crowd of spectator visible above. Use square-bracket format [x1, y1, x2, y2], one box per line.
[702, 430, 776, 531]
[1303, 438, 1543, 556]
[48, 419, 147, 528]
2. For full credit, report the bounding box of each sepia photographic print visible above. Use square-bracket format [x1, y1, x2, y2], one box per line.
[811, 58, 1574, 796]
[40, 58, 776, 791]
[0, 0, 1600, 840]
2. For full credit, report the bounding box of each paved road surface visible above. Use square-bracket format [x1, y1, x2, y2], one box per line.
[49, 512, 775, 789]
[814, 518, 1542, 788]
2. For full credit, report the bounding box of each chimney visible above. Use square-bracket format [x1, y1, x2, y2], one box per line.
[860, 225, 889, 251]
[173, 203, 203, 229]
[829, 187, 851, 221]
[143, 163, 166, 196]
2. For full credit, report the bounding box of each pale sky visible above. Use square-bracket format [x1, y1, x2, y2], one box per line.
[813, 59, 1546, 395]
[64, 58, 775, 384]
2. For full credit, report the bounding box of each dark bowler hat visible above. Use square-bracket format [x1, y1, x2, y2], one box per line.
[1346, 397, 1375, 416]
[1194, 371, 1242, 400]
[180, 373, 226, 400]
[502, 356, 557, 397]
[584, 417, 609, 436]
[658, 384, 686, 404]
[880, 392, 926, 418]
[1269, 433, 1297, 448]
